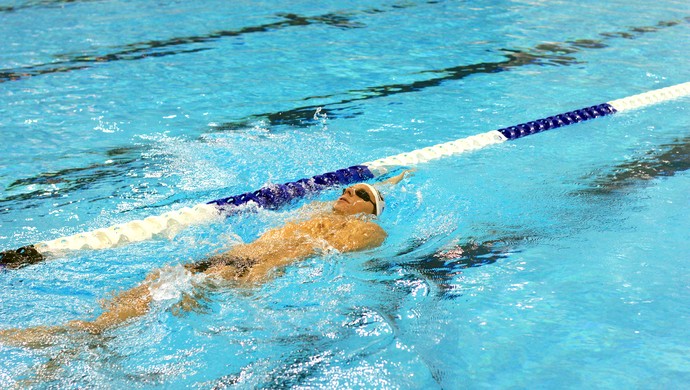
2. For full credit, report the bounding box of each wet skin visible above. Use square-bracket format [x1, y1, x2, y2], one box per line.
[0, 184, 386, 343]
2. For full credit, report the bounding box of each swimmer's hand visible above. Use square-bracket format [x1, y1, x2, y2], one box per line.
[382, 169, 415, 185]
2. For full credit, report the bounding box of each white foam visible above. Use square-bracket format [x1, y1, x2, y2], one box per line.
[148, 265, 206, 302]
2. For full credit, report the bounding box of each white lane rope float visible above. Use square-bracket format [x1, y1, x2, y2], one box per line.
[2, 81, 689, 269]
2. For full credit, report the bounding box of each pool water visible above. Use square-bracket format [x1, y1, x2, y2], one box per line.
[1, 0, 689, 387]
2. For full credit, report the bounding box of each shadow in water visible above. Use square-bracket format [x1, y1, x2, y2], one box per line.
[364, 234, 534, 300]
[578, 135, 690, 196]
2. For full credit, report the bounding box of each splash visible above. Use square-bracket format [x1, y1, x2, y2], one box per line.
[148, 265, 206, 301]
[313, 107, 328, 130]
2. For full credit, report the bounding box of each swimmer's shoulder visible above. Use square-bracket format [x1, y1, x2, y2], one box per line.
[325, 215, 387, 252]
[356, 218, 386, 237]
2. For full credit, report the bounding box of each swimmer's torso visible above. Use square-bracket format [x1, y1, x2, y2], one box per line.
[202, 213, 386, 282]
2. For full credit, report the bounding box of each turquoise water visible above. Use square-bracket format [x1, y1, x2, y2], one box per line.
[1, 0, 689, 387]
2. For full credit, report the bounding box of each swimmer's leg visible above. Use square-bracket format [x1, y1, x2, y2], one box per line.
[0, 325, 70, 348]
[0, 271, 158, 348]
[68, 271, 160, 334]
[69, 265, 215, 331]
[5, 282, 153, 340]
[1, 262, 231, 348]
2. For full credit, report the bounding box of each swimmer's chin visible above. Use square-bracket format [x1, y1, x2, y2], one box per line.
[332, 201, 346, 214]
[331, 207, 372, 218]
[332, 204, 356, 216]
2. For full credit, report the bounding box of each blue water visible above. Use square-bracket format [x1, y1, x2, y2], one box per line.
[1, 0, 689, 387]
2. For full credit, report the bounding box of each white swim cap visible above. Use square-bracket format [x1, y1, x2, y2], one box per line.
[360, 183, 385, 216]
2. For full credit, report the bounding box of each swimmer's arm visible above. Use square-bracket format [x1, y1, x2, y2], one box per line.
[380, 169, 414, 186]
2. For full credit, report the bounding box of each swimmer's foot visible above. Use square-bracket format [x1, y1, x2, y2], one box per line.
[0, 245, 46, 269]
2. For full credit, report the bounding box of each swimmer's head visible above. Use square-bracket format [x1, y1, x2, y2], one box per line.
[333, 184, 385, 216]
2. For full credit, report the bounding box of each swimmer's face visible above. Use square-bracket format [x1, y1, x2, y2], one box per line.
[333, 185, 377, 216]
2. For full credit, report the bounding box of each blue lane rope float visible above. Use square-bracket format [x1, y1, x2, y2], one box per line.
[497, 103, 616, 140]
[207, 165, 374, 212]
[1, 81, 689, 268]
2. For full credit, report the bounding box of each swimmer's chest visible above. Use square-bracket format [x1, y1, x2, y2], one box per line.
[271, 216, 362, 242]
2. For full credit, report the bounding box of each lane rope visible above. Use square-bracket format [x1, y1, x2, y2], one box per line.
[2, 81, 689, 268]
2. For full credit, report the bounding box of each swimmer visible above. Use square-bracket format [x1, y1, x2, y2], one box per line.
[0, 171, 411, 346]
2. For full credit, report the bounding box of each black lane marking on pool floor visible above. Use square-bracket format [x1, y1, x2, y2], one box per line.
[0, 17, 687, 211]
[0, 147, 147, 214]
[0, 47, 213, 82]
[0, 1, 432, 83]
[216, 17, 689, 130]
[0, 14, 359, 82]
[0, 0, 99, 13]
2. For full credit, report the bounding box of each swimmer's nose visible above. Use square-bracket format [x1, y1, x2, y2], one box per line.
[339, 188, 354, 203]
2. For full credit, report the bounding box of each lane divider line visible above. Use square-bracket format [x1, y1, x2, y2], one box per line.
[2, 81, 689, 268]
